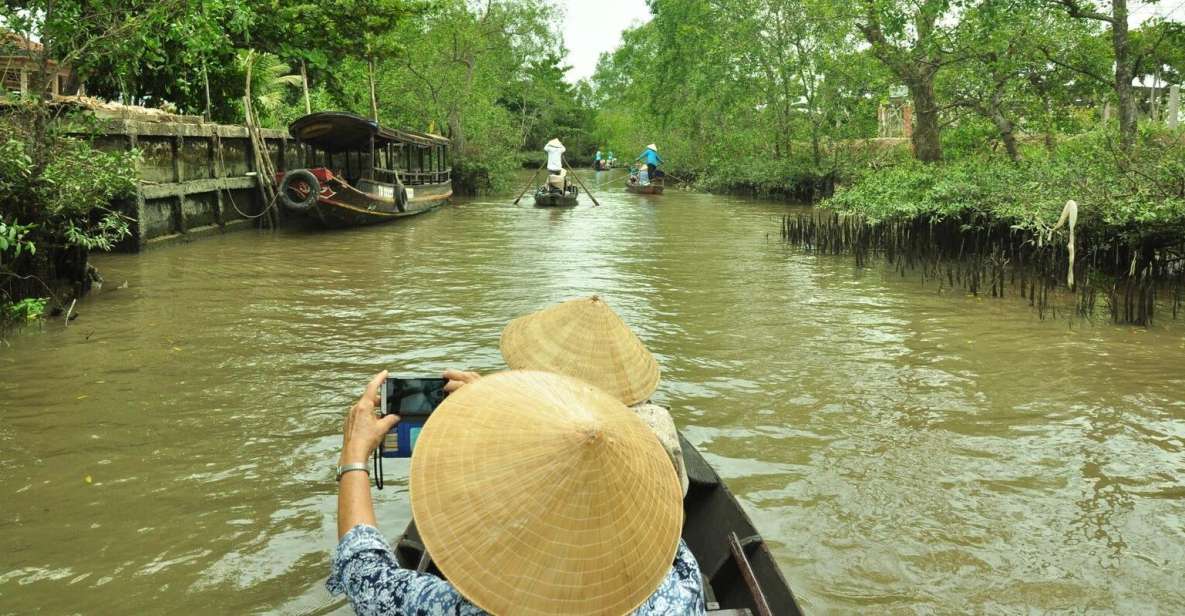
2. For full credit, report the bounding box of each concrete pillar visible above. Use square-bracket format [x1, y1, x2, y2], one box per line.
[19, 69, 27, 96]
[902, 104, 913, 138]
[172, 135, 187, 234]
[1168, 85, 1180, 130]
[129, 133, 147, 250]
[51, 74, 59, 96]
[211, 133, 226, 226]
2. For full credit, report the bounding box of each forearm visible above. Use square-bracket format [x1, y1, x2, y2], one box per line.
[338, 450, 378, 539]
[338, 472, 377, 539]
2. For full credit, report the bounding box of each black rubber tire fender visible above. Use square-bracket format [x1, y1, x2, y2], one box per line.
[396, 186, 408, 212]
[279, 169, 320, 211]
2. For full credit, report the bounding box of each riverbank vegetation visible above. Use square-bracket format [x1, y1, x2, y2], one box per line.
[2, 0, 596, 326]
[586, 0, 1184, 323]
[0, 104, 139, 330]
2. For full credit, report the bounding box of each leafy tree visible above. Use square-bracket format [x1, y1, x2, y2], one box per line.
[855, 0, 966, 162]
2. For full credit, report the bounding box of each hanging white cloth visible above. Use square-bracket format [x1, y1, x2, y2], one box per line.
[1050, 199, 1079, 287]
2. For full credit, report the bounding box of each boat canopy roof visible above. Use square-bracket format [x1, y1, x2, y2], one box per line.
[289, 112, 450, 152]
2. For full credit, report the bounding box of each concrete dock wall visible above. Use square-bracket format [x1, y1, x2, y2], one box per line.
[88, 118, 300, 251]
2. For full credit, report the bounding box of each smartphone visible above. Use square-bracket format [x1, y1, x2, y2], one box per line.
[379, 377, 448, 458]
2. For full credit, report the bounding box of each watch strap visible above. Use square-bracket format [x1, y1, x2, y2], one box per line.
[336, 462, 371, 481]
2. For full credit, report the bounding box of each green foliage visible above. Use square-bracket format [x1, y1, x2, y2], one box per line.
[1, 109, 139, 322]
[826, 129, 1185, 244]
[1, 112, 138, 249]
[0, 220, 37, 261]
[1, 0, 425, 122]
[238, 49, 304, 125]
[5, 297, 48, 323]
[590, 0, 894, 186]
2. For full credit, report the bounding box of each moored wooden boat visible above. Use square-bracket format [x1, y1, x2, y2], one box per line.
[393, 433, 802, 615]
[276, 112, 452, 228]
[626, 176, 665, 195]
[533, 185, 579, 207]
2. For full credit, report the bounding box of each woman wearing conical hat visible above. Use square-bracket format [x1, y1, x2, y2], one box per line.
[544, 138, 568, 192]
[329, 370, 707, 615]
[634, 144, 662, 183]
[444, 295, 688, 497]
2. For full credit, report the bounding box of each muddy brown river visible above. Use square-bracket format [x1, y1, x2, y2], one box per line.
[3, 174, 1185, 614]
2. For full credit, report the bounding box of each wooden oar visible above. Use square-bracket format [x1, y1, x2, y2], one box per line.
[663, 169, 692, 184]
[562, 158, 601, 207]
[513, 161, 547, 205]
[596, 168, 629, 185]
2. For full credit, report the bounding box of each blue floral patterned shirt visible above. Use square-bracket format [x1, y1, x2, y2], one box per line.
[328, 525, 707, 615]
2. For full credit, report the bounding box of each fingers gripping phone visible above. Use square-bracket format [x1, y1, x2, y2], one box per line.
[379, 377, 448, 459]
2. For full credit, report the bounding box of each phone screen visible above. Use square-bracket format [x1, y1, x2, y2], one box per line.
[381, 377, 448, 417]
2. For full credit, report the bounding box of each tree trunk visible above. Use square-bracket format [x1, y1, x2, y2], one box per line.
[300, 59, 311, 114]
[1111, 0, 1136, 151]
[368, 57, 378, 120]
[447, 110, 465, 155]
[990, 111, 1020, 161]
[1042, 94, 1057, 152]
[810, 122, 821, 167]
[202, 58, 212, 120]
[907, 77, 942, 162]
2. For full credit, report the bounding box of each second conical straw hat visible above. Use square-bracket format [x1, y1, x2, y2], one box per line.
[410, 370, 683, 616]
[499, 296, 660, 406]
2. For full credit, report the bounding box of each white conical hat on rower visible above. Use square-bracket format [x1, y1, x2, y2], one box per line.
[547, 138, 564, 148]
[410, 370, 683, 616]
[500, 295, 660, 405]
[646, 143, 658, 152]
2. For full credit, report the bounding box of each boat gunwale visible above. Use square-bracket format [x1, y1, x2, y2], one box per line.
[389, 433, 803, 614]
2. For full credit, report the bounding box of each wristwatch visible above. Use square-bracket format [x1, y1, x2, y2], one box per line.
[336, 462, 370, 481]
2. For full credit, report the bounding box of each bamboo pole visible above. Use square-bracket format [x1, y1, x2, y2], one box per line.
[300, 59, 311, 114]
[368, 57, 378, 120]
[563, 158, 600, 207]
[513, 161, 547, 205]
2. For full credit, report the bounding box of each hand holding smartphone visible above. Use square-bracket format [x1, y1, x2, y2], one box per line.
[378, 377, 448, 458]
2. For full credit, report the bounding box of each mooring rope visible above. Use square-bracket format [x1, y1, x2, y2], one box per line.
[214, 134, 279, 222]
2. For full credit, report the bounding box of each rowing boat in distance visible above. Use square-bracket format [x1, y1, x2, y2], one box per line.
[275, 112, 452, 228]
[393, 434, 803, 615]
[533, 184, 579, 207]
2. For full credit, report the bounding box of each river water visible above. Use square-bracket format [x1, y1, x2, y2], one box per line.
[3, 173, 1184, 614]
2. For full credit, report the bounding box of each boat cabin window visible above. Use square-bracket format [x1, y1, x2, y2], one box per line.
[289, 113, 450, 187]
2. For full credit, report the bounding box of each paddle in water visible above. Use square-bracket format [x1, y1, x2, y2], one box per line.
[563, 157, 601, 207]
[513, 161, 547, 205]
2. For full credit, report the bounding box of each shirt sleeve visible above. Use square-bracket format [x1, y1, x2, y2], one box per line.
[632, 540, 707, 615]
[327, 524, 485, 616]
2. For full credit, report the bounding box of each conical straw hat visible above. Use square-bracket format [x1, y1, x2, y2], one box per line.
[547, 138, 564, 148]
[499, 296, 660, 405]
[646, 144, 657, 152]
[410, 370, 683, 616]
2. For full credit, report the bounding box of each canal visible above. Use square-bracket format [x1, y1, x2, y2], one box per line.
[3, 173, 1184, 613]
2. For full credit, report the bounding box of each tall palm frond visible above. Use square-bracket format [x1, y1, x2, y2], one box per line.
[238, 49, 303, 113]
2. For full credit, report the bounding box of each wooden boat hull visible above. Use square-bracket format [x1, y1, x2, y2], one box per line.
[392, 433, 802, 615]
[626, 183, 664, 195]
[533, 192, 579, 207]
[279, 170, 451, 228]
